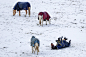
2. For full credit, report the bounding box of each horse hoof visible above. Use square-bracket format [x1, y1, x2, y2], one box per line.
[25, 15, 26, 17]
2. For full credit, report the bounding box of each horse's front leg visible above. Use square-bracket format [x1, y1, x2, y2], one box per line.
[39, 19, 41, 26]
[37, 47, 39, 55]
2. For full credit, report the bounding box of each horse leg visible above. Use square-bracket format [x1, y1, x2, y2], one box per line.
[49, 19, 51, 24]
[42, 18, 43, 26]
[25, 10, 27, 17]
[32, 46, 33, 53]
[37, 49, 38, 55]
[35, 46, 38, 55]
[46, 19, 47, 25]
[38, 47, 39, 52]
[37, 47, 39, 55]
[19, 10, 21, 16]
[28, 7, 30, 17]
[35, 43, 39, 55]
[39, 19, 41, 26]
[34, 47, 35, 54]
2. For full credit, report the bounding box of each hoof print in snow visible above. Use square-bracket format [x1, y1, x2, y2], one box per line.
[81, 26, 84, 28]
[15, 52, 17, 54]
[3, 47, 7, 48]
[37, 24, 39, 25]
[22, 52, 24, 54]
[53, 17, 57, 21]
[20, 54, 21, 56]
[25, 33, 29, 34]
[74, 19, 76, 21]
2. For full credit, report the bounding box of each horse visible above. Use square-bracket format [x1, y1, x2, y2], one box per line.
[31, 36, 40, 55]
[38, 12, 51, 26]
[13, 2, 31, 17]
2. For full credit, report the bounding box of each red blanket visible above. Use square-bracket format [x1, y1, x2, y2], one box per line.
[38, 12, 50, 21]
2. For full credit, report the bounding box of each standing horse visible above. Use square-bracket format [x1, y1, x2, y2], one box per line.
[13, 2, 31, 17]
[31, 36, 40, 55]
[38, 12, 51, 26]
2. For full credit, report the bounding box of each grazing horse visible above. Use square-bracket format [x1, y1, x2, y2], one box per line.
[31, 36, 40, 55]
[13, 2, 31, 17]
[38, 12, 51, 26]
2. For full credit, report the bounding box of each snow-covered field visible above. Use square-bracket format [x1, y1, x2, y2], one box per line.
[0, 0, 86, 57]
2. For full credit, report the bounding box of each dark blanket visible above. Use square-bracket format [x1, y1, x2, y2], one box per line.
[38, 12, 51, 21]
[31, 36, 40, 47]
[13, 2, 31, 11]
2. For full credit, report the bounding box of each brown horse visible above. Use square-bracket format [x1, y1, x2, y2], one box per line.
[13, 2, 31, 17]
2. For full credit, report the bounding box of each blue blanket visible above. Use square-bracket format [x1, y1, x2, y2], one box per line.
[31, 36, 40, 47]
[56, 38, 71, 49]
[13, 2, 31, 11]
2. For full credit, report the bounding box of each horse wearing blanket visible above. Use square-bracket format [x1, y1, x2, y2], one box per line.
[38, 12, 51, 26]
[13, 2, 31, 17]
[31, 36, 40, 55]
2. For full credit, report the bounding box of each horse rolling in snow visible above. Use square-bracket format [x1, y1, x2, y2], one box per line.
[13, 2, 31, 17]
[31, 36, 40, 55]
[38, 12, 51, 26]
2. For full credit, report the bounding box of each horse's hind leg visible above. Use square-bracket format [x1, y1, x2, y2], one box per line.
[37, 47, 39, 55]
[38, 47, 39, 52]
[25, 10, 27, 17]
[37, 50, 38, 55]
[49, 19, 51, 24]
[46, 19, 47, 25]
[32, 46, 33, 53]
[19, 10, 21, 16]
[34, 47, 35, 54]
[42, 18, 43, 26]
[28, 7, 30, 17]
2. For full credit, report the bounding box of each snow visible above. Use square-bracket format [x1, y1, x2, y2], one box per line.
[0, 0, 86, 57]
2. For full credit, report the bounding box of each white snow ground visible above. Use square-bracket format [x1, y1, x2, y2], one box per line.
[0, 0, 86, 57]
